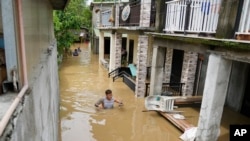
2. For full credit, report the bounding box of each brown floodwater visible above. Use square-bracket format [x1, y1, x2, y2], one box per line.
[59, 43, 250, 141]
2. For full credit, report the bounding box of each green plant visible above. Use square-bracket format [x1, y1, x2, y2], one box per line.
[53, 0, 92, 56]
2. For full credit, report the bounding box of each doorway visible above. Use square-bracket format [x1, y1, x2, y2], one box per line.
[170, 49, 184, 83]
[241, 69, 250, 117]
[128, 40, 134, 64]
[104, 37, 110, 54]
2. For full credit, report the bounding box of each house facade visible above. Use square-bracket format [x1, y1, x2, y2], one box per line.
[93, 0, 250, 140]
[91, 0, 156, 98]
[0, 0, 68, 140]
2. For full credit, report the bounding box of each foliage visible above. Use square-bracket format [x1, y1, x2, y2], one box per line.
[53, 0, 92, 55]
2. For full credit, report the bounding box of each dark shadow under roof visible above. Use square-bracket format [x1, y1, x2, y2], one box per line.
[50, 0, 70, 10]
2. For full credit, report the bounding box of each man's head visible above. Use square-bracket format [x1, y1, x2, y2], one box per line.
[105, 89, 112, 100]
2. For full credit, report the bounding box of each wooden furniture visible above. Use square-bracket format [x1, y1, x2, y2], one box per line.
[159, 112, 195, 132]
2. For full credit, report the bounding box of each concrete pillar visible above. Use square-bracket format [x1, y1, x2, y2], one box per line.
[115, 4, 119, 27]
[196, 54, 232, 141]
[109, 32, 122, 72]
[155, 0, 166, 32]
[216, 0, 240, 38]
[149, 46, 166, 96]
[181, 51, 198, 96]
[163, 48, 173, 83]
[140, 0, 151, 27]
[98, 31, 104, 63]
[1, 0, 18, 81]
[135, 35, 148, 97]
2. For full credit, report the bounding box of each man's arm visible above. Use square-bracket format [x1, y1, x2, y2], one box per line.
[95, 98, 104, 107]
[114, 99, 123, 105]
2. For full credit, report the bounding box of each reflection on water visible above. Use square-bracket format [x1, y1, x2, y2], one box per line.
[59, 43, 250, 141]
[59, 43, 182, 141]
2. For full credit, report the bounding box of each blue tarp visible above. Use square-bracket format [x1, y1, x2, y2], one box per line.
[128, 64, 137, 77]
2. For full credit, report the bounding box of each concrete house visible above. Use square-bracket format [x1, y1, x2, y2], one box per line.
[147, 0, 250, 140]
[92, 0, 156, 98]
[93, 0, 250, 140]
[0, 0, 68, 140]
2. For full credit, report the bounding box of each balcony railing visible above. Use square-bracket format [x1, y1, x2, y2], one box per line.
[101, 9, 113, 27]
[119, 0, 156, 27]
[119, 1, 141, 26]
[145, 82, 185, 97]
[237, 0, 250, 34]
[164, 0, 222, 34]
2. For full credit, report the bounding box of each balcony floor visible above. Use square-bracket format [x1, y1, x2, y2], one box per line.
[162, 106, 250, 141]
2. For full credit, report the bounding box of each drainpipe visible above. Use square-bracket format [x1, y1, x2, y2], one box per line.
[0, 0, 28, 136]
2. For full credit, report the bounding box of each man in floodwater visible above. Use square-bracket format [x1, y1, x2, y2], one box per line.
[73, 49, 78, 56]
[95, 89, 123, 109]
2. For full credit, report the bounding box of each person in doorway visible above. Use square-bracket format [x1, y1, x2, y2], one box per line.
[95, 89, 123, 109]
[121, 48, 127, 60]
[73, 49, 78, 56]
[121, 48, 127, 65]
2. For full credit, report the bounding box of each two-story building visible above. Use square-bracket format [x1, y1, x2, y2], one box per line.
[147, 0, 250, 140]
[93, 0, 250, 140]
[91, 0, 157, 98]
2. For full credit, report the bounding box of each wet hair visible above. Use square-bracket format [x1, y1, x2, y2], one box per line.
[105, 89, 112, 95]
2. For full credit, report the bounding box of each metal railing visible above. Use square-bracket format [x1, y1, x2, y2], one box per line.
[119, 0, 156, 27]
[119, 1, 141, 26]
[101, 9, 113, 27]
[237, 0, 250, 34]
[164, 0, 221, 33]
[113, 71, 132, 82]
[108, 67, 131, 77]
[145, 82, 185, 97]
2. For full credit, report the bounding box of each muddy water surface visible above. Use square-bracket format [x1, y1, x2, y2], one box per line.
[58, 43, 183, 141]
[59, 43, 250, 141]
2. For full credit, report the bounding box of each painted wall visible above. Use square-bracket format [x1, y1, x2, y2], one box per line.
[22, 0, 54, 82]
[0, 2, 2, 34]
[126, 34, 138, 65]
[0, 0, 60, 140]
[0, 43, 59, 141]
[226, 61, 249, 112]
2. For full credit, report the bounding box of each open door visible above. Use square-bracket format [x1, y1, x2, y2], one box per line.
[241, 70, 250, 117]
[128, 40, 134, 64]
[170, 49, 184, 83]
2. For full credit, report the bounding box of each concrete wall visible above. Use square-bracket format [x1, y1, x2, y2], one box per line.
[0, 2, 2, 34]
[146, 35, 153, 67]
[0, 42, 59, 141]
[197, 53, 209, 95]
[126, 34, 138, 64]
[22, 0, 54, 82]
[226, 61, 249, 112]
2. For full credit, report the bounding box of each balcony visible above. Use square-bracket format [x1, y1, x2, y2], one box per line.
[164, 0, 222, 34]
[101, 9, 113, 27]
[119, 1, 141, 26]
[236, 0, 250, 37]
[119, 0, 156, 27]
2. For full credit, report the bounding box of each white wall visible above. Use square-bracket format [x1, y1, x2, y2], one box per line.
[127, 34, 138, 65]
[22, 0, 54, 81]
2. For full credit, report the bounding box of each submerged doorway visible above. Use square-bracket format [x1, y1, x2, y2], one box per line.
[104, 37, 110, 54]
[170, 49, 184, 83]
[241, 69, 250, 117]
[128, 40, 134, 64]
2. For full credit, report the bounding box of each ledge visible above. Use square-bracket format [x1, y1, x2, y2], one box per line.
[146, 33, 250, 51]
[98, 26, 156, 33]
